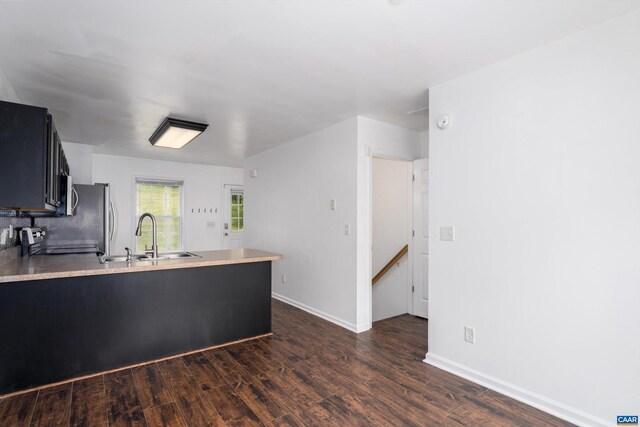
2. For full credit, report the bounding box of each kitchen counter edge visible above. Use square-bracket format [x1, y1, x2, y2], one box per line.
[0, 249, 282, 284]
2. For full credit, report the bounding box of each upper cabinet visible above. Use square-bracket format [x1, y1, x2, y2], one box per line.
[0, 100, 70, 212]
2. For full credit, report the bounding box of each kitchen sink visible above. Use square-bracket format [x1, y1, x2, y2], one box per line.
[98, 254, 150, 263]
[98, 252, 200, 264]
[159, 252, 201, 259]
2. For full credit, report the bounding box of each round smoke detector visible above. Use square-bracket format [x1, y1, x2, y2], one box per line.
[436, 114, 452, 130]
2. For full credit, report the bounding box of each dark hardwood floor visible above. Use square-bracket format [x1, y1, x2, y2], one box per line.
[0, 299, 572, 426]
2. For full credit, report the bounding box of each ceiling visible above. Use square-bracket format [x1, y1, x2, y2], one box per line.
[1, 0, 639, 167]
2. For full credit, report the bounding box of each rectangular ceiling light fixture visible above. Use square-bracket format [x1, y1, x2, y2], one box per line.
[149, 117, 209, 149]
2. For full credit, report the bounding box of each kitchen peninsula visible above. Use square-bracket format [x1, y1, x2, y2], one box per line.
[0, 249, 281, 396]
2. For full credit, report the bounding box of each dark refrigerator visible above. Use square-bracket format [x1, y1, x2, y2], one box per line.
[35, 183, 113, 255]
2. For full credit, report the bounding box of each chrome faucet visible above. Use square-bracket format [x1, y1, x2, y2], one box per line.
[135, 213, 158, 259]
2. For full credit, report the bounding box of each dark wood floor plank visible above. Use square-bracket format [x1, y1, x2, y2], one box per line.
[293, 358, 355, 395]
[267, 413, 306, 427]
[332, 385, 426, 427]
[158, 360, 226, 427]
[256, 366, 335, 410]
[39, 382, 73, 396]
[73, 376, 105, 389]
[143, 402, 186, 427]
[0, 392, 38, 427]
[157, 361, 200, 403]
[205, 350, 256, 386]
[357, 339, 486, 397]
[30, 388, 72, 427]
[446, 402, 515, 427]
[480, 390, 572, 426]
[104, 374, 146, 427]
[175, 393, 225, 427]
[226, 344, 285, 376]
[105, 368, 133, 381]
[203, 385, 263, 426]
[70, 377, 107, 427]
[293, 394, 371, 427]
[447, 391, 573, 427]
[253, 335, 312, 367]
[315, 353, 451, 423]
[132, 365, 173, 410]
[181, 353, 226, 391]
[230, 379, 289, 423]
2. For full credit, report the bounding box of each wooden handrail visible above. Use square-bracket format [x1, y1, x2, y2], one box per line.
[372, 244, 409, 286]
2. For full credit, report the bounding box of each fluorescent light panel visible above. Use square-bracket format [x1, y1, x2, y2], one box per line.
[149, 118, 208, 149]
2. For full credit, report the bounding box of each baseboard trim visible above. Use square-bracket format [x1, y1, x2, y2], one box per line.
[424, 353, 609, 427]
[272, 292, 360, 333]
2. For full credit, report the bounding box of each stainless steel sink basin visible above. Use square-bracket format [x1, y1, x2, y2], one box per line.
[162, 252, 201, 259]
[98, 252, 200, 264]
[98, 254, 150, 264]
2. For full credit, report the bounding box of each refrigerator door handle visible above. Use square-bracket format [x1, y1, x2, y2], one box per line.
[109, 201, 115, 242]
[71, 187, 79, 213]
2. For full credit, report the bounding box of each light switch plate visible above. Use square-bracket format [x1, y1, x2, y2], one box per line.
[344, 224, 350, 236]
[440, 226, 455, 241]
[330, 199, 337, 210]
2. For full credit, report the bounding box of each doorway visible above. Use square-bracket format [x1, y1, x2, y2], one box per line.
[371, 157, 412, 322]
[222, 184, 244, 249]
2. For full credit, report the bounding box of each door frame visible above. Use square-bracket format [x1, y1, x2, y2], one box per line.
[221, 184, 244, 249]
[411, 158, 429, 318]
[369, 153, 415, 322]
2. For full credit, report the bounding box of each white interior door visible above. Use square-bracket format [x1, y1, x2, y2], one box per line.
[412, 159, 429, 318]
[222, 185, 244, 249]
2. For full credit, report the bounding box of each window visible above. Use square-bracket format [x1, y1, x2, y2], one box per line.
[135, 178, 183, 252]
[230, 189, 244, 231]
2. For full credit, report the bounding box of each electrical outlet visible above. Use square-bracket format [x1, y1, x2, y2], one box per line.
[344, 224, 350, 236]
[464, 327, 475, 344]
[281, 274, 287, 284]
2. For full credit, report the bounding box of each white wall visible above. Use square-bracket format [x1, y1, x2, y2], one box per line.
[93, 154, 242, 254]
[62, 142, 93, 185]
[426, 10, 640, 426]
[372, 157, 410, 322]
[244, 118, 359, 330]
[419, 131, 429, 158]
[0, 67, 19, 103]
[244, 116, 421, 332]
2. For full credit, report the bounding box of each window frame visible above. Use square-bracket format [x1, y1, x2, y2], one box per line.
[230, 189, 244, 232]
[133, 176, 185, 253]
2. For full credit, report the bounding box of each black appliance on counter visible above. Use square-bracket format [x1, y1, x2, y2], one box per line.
[19, 227, 46, 256]
[34, 183, 113, 255]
